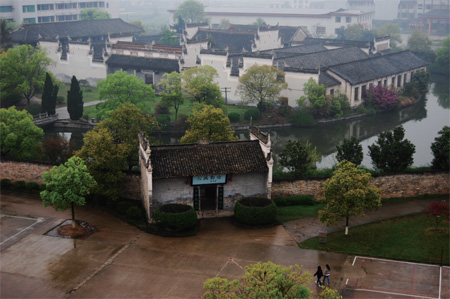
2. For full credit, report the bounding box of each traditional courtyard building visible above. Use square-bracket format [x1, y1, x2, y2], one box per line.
[9, 18, 143, 85]
[138, 127, 273, 222]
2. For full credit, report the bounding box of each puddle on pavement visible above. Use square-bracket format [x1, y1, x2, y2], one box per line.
[44, 219, 96, 240]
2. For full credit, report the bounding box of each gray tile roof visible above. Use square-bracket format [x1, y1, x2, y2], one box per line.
[10, 19, 143, 43]
[328, 51, 428, 85]
[191, 29, 255, 52]
[319, 72, 341, 87]
[105, 55, 179, 72]
[274, 47, 368, 70]
[150, 140, 268, 179]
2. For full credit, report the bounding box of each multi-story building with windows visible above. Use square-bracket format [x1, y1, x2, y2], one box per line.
[0, 0, 118, 24]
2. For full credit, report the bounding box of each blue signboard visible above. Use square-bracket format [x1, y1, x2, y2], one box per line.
[192, 174, 227, 185]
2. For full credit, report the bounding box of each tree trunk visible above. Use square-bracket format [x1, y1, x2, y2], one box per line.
[71, 202, 76, 228]
[345, 215, 349, 235]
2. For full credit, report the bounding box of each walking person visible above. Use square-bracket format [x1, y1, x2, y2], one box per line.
[322, 264, 331, 286]
[313, 266, 323, 286]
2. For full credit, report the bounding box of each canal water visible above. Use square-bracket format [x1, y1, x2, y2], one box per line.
[44, 74, 449, 169]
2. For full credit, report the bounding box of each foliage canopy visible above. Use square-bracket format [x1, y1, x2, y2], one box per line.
[80, 9, 111, 20]
[279, 139, 317, 177]
[173, 0, 206, 23]
[336, 137, 363, 166]
[431, 126, 450, 171]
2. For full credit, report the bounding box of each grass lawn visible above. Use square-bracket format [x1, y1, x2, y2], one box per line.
[299, 213, 449, 265]
[277, 203, 325, 223]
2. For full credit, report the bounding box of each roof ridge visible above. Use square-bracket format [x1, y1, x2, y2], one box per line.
[328, 50, 419, 69]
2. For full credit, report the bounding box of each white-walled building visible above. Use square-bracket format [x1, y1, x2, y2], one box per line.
[0, 0, 118, 24]
[10, 19, 143, 85]
[168, 7, 374, 38]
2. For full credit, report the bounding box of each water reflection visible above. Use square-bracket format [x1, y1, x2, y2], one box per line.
[431, 74, 450, 109]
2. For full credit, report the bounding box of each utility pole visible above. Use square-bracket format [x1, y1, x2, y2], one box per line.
[221, 87, 231, 115]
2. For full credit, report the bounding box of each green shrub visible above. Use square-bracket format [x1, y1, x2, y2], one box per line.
[12, 180, 26, 191]
[156, 114, 171, 129]
[40, 184, 47, 191]
[228, 112, 240, 123]
[155, 102, 170, 114]
[116, 201, 133, 214]
[56, 96, 66, 104]
[1, 179, 12, 189]
[234, 198, 277, 225]
[244, 108, 260, 121]
[26, 104, 41, 116]
[154, 203, 198, 231]
[26, 182, 40, 193]
[288, 110, 316, 126]
[126, 205, 144, 221]
[257, 101, 273, 112]
[274, 195, 315, 207]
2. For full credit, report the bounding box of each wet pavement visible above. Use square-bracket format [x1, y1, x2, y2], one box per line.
[1, 191, 448, 298]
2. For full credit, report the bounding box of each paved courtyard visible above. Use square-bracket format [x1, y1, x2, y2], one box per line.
[1, 191, 447, 298]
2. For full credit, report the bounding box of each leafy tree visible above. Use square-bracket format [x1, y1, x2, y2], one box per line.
[218, 19, 231, 30]
[80, 8, 111, 20]
[41, 72, 58, 115]
[279, 140, 317, 177]
[372, 23, 402, 49]
[157, 72, 184, 120]
[0, 19, 17, 52]
[182, 66, 224, 107]
[297, 78, 327, 118]
[180, 104, 238, 143]
[41, 136, 75, 164]
[41, 156, 96, 228]
[203, 262, 313, 299]
[96, 71, 156, 119]
[335, 26, 346, 40]
[129, 20, 145, 31]
[319, 160, 381, 235]
[159, 29, 178, 45]
[237, 65, 287, 114]
[253, 18, 267, 26]
[407, 30, 432, 54]
[0, 106, 44, 159]
[431, 126, 450, 170]
[76, 127, 128, 201]
[0, 45, 53, 105]
[336, 136, 363, 166]
[425, 202, 449, 228]
[173, 0, 206, 23]
[97, 103, 158, 170]
[433, 37, 450, 75]
[345, 24, 366, 41]
[371, 85, 398, 110]
[67, 75, 84, 120]
[368, 126, 415, 172]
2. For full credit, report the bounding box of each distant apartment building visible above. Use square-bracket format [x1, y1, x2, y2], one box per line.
[169, 7, 374, 38]
[346, 0, 375, 10]
[398, 0, 417, 19]
[417, 0, 450, 16]
[0, 0, 118, 24]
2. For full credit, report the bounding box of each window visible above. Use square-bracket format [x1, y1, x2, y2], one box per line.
[411, 71, 414, 80]
[346, 16, 351, 23]
[404, 73, 407, 83]
[316, 26, 326, 35]
[378, 80, 382, 86]
[0, 6, 13, 12]
[23, 18, 36, 24]
[397, 75, 402, 87]
[392, 76, 395, 86]
[79, 2, 99, 8]
[38, 16, 55, 23]
[56, 3, 77, 9]
[22, 5, 35, 13]
[354, 87, 359, 101]
[335, 16, 341, 22]
[330, 89, 334, 95]
[37, 4, 54, 10]
[99, 1, 105, 7]
[362, 85, 367, 98]
[57, 14, 77, 21]
[384, 79, 387, 86]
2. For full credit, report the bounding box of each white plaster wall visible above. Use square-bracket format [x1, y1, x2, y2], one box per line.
[282, 72, 318, 106]
[183, 42, 207, 68]
[42, 41, 107, 86]
[152, 173, 268, 211]
[255, 30, 282, 51]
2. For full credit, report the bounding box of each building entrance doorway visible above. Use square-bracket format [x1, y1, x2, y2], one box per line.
[200, 185, 216, 210]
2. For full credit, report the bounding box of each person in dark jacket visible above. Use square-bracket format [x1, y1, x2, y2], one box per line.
[314, 266, 323, 286]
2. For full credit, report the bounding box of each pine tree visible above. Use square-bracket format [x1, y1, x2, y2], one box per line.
[67, 76, 83, 120]
[41, 72, 58, 115]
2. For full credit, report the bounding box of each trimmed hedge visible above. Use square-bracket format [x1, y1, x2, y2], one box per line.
[234, 197, 277, 225]
[1, 179, 12, 189]
[154, 203, 198, 231]
[125, 205, 144, 222]
[26, 182, 40, 193]
[228, 112, 240, 123]
[244, 109, 260, 121]
[116, 201, 133, 214]
[12, 180, 26, 191]
[274, 195, 315, 207]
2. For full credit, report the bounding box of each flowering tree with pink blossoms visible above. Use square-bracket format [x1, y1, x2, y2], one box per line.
[372, 85, 398, 110]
